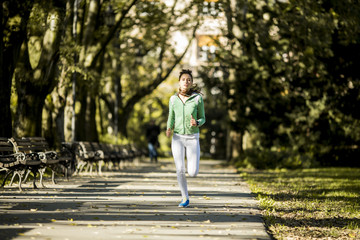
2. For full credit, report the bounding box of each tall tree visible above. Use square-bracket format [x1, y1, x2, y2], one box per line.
[201, 0, 360, 165]
[43, 0, 199, 144]
[69, 0, 139, 141]
[99, 0, 200, 137]
[0, 1, 34, 137]
[13, 0, 66, 137]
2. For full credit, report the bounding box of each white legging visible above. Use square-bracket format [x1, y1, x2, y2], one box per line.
[171, 133, 200, 200]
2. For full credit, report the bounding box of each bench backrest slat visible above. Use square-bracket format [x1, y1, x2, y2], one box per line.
[0, 138, 14, 156]
[22, 137, 50, 152]
[10, 138, 33, 153]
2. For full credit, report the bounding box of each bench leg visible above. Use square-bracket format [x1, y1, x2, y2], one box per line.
[86, 163, 92, 174]
[51, 170, 57, 184]
[98, 160, 103, 175]
[78, 161, 87, 174]
[10, 169, 25, 186]
[1, 170, 13, 188]
[74, 160, 84, 175]
[22, 169, 31, 184]
[38, 168, 46, 188]
[14, 171, 23, 191]
[67, 160, 76, 179]
[32, 168, 38, 189]
[6, 170, 23, 191]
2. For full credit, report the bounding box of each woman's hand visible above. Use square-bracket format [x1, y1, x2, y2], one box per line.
[166, 128, 172, 138]
[190, 115, 197, 127]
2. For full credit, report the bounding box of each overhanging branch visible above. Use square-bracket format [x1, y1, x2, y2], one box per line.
[90, 0, 138, 68]
[123, 21, 200, 112]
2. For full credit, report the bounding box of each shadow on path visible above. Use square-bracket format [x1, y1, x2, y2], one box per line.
[0, 159, 270, 240]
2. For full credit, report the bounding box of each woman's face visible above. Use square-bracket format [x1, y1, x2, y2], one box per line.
[179, 73, 193, 91]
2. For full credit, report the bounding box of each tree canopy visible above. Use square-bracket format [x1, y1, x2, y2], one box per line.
[1, 0, 360, 168]
[199, 0, 360, 167]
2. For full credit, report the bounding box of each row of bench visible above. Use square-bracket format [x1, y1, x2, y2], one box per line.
[74, 141, 144, 174]
[0, 137, 145, 191]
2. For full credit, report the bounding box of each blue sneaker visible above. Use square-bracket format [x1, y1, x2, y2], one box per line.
[178, 199, 189, 208]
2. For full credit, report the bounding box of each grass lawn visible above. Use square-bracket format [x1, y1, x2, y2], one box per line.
[240, 167, 360, 240]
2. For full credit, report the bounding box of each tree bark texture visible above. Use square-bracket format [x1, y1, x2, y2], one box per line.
[76, 90, 99, 142]
[0, 1, 33, 137]
[14, 1, 66, 137]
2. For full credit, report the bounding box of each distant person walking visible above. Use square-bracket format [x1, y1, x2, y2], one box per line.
[146, 120, 160, 163]
[166, 69, 206, 208]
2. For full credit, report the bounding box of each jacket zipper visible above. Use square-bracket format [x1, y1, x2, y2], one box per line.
[178, 94, 195, 134]
[178, 96, 186, 134]
[183, 103, 185, 134]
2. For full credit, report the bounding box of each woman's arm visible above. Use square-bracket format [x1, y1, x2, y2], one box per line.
[197, 96, 206, 126]
[166, 96, 175, 137]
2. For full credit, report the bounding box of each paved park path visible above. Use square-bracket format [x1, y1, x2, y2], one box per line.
[0, 159, 271, 240]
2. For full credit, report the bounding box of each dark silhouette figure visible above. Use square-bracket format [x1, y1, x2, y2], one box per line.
[146, 120, 160, 163]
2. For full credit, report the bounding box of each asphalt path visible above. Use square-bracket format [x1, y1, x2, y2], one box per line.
[0, 159, 271, 240]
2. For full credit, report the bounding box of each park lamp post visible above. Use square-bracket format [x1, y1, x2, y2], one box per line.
[105, 5, 120, 142]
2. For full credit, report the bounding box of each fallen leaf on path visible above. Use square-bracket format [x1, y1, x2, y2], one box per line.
[349, 233, 357, 238]
[203, 195, 211, 200]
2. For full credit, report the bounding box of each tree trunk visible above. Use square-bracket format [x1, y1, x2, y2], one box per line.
[49, 64, 68, 148]
[86, 95, 98, 141]
[0, 1, 33, 137]
[230, 130, 243, 159]
[13, 2, 65, 137]
[76, 91, 99, 142]
[44, 85, 67, 149]
[76, 90, 87, 141]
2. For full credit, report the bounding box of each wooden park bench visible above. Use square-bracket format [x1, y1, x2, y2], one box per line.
[7, 138, 43, 190]
[0, 137, 27, 191]
[22, 137, 75, 184]
[100, 143, 122, 170]
[7, 137, 73, 189]
[90, 142, 109, 174]
[74, 141, 103, 175]
[129, 144, 146, 160]
[58, 142, 77, 180]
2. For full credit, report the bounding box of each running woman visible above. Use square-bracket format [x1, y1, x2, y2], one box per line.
[166, 69, 206, 208]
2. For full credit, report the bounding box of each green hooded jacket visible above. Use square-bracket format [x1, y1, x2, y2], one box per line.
[167, 92, 206, 135]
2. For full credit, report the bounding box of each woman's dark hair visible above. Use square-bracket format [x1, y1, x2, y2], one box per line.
[178, 69, 202, 95]
[179, 69, 193, 81]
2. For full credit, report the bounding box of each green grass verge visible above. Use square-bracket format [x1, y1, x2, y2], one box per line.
[240, 168, 360, 240]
